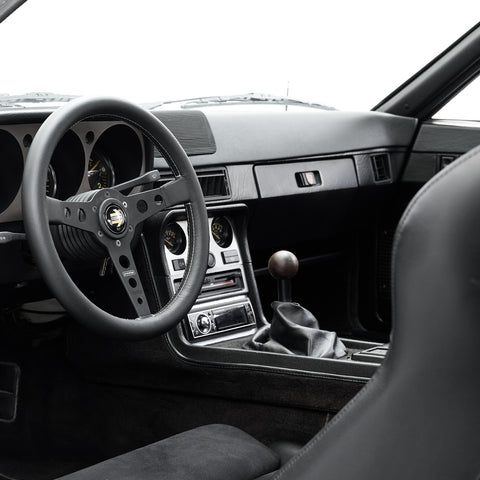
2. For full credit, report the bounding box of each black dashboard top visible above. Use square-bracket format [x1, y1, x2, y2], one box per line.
[0, 106, 417, 225]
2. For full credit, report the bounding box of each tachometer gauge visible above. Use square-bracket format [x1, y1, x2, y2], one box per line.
[163, 222, 186, 255]
[88, 151, 115, 190]
[46, 164, 57, 198]
[211, 217, 233, 248]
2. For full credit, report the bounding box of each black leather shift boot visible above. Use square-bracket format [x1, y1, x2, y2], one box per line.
[244, 302, 346, 359]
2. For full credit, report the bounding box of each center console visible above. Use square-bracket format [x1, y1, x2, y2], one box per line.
[66, 203, 386, 418]
[157, 204, 386, 379]
[162, 213, 257, 345]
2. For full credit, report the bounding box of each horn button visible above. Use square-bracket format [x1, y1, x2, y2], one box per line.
[101, 201, 128, 237]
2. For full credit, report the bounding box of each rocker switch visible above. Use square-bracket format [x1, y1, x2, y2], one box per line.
[172, 258, 186, 271]
[296, 171, 321, 188]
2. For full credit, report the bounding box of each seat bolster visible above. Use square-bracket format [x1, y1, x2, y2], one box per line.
[56, 424, 280, 480]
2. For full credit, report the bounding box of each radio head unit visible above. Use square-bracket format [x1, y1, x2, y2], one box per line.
[185, 297, 256, 343]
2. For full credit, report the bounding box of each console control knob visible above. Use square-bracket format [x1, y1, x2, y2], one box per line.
[196, 314, 212, 334]
[208, 252, 216, 269]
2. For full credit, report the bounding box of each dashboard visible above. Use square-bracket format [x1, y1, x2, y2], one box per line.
[0, 108, 417, 225]
[0, 105, 418, 345]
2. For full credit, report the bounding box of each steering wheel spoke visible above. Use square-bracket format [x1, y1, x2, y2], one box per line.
[128, 176, 191, 225]
[107, 243, 151, 317]
[46, 196, 99, 233]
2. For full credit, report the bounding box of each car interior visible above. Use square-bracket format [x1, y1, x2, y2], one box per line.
[1, 5, 480, 480]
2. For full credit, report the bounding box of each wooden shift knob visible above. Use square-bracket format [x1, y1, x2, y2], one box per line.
[268, 250, 299, 279]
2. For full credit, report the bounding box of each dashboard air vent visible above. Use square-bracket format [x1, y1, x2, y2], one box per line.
[197, 170, 230, 198]
[370, 153, 391, 183]
[158, 169, 230, 201]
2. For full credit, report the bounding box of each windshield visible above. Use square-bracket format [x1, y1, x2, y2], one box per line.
[0, 0, 477, 110]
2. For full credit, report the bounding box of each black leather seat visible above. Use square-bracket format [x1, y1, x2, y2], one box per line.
[59, 145, 480, 479]
[271, 145, 480, 479]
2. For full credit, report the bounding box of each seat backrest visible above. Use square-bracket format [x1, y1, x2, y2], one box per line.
[272, 146, 480, 480]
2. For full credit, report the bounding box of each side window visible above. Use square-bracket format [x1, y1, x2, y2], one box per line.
[433, 76, 480, 121]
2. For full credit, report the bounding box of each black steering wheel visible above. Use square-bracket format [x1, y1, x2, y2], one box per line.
[22, 96, 209, 340]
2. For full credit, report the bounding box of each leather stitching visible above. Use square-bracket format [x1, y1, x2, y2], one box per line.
[164, 333, 368, 384]
[272, 364, 385, 479]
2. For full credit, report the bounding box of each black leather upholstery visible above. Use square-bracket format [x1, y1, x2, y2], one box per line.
[271, 146, 480, 479]
[245, 301, 346, 358]
[56, 424, 280, 480]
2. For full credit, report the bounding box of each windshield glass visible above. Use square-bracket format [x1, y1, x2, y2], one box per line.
[0, 0, 477, 110]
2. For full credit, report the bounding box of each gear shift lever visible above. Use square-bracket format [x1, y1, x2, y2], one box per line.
[268, 250, 299, 302]
[243, 250, 346, 358]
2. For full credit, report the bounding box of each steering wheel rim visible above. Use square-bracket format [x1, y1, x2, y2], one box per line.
[22, 96, 209, 340]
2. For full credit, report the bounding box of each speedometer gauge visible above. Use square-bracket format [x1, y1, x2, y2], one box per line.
[46, 164, 57, 198]
[88, 151, 115, 190]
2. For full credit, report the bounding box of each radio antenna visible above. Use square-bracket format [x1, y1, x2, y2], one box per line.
[285, 81, 290, 112]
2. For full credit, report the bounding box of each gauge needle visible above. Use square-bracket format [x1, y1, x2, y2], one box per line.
[213, 231, 221, 240]
[165, 239, 174, 247]
[89, 159, 100, 172]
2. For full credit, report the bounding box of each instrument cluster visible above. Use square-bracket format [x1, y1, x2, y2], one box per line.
[163, 216, 234, 256]
[0, 121, 146, 222]
[162, 215, 240, 277]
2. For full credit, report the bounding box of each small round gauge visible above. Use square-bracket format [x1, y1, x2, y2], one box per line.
[46, 164, 57, 198]
[211, 217, 233, 248]
[163, 222, 186, 255]
[88, 151, 115, 190]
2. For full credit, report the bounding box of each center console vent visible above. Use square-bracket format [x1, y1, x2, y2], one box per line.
[370, 153, 391, 183]
[158, 169, 230, 200]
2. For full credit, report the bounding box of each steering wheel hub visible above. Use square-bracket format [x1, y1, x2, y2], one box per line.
[102, 201, 128, 237]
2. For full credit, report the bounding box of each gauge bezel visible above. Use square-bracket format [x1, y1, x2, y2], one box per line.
[163, 222, 187, 255]
[49, 130, 85, 200]
[211, 216, 233, 248]
[46, 164, 58, 198]
[92, 124, 143, 192]
[0, 129, 23, 213]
